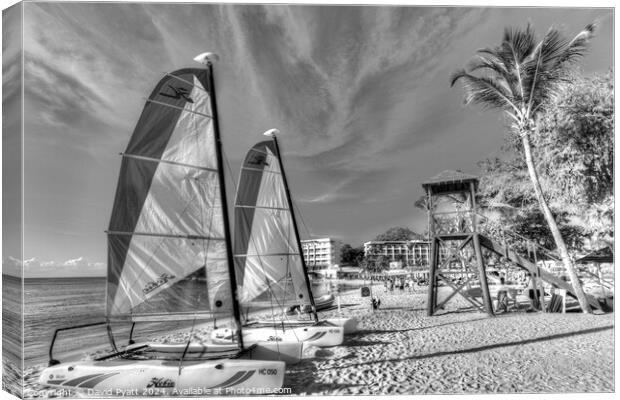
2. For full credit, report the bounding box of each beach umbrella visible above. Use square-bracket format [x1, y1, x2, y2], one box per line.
[575, 247, 613, 264]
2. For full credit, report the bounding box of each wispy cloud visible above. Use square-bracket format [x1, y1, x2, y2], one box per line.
[19, 3, 613, 258]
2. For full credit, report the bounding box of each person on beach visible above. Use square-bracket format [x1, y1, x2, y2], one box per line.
[495, 277, 511, 313]
[372, 297, 381, 310]
[526, 274, 542, 311]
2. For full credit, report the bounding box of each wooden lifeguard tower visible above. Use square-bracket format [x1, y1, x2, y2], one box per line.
[422, 170, 494, 316]
[421, 170, 602, 316]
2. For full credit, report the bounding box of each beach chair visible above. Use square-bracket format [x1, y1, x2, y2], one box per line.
[495, 290, 509, 313]
[506, 289, 518, 310]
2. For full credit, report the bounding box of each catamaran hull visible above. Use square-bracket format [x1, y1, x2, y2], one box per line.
[145, 342, 303, 365]
[325, 317, 359, 334]
[39, 358, 285, 396]
[248, 317, 358, 334]
[211, 324, 344, 347]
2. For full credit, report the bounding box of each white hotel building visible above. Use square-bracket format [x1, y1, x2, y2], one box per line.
[300, 238, 343, 269]
[363, 240, 432, 268]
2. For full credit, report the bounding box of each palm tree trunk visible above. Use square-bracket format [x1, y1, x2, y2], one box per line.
[520, 132, 592, 313]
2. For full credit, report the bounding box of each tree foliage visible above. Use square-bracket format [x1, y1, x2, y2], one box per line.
[340, 244, 365, 266]
[536, 72, 614, 247]
[478, 72, 614, 252]
[374, 227, 423, 242]
[451, 22, 597, 313]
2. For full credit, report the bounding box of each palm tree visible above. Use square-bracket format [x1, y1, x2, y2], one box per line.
[450, 23, 596, 313]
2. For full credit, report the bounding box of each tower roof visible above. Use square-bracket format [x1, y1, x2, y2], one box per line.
[421, 170, 479, 193]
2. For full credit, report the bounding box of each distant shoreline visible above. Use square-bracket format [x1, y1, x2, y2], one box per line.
[3, 274, 106, 280]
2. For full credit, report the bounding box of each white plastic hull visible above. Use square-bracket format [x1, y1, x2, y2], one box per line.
[325, 317, 359, 334]
[253, 317, 358, 334]
[212, 323, 344, 347]
[146, 341, 303, 365]
[39, 358, 285, 396]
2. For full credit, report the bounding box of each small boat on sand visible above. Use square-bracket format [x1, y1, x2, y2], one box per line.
[211, 130, 357, 347]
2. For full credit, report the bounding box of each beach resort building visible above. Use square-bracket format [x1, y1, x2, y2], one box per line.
[301, 237, 343, 269]
[363, 240, 433, 268]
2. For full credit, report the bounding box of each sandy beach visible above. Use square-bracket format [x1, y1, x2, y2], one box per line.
[288, 285, 614, 394]
[22, 283, 613, 397]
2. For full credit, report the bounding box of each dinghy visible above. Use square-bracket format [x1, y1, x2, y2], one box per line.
[211, 130, 357, 347]
[39, 53, 299, 394]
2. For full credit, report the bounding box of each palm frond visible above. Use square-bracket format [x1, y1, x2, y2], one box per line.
[452, 22, 596, 125]
[502, 23, 537, 63]
[450, 72, 520, 117]
[467, 55, 510, 78]
[474, 50, 522, 99]
[555, 23, 596, 66]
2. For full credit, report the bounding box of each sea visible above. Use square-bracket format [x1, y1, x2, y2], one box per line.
[2, 274, 215, 395]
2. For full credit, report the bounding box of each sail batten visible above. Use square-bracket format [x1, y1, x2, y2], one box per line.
[145, 98, 213, 119]
[234, 253, 300, 257]
[235, 205, 289, 211]
[108, 231, 226, 241]
[241, 166, 282, 174]
[121, 153, 219, 173]
[106, 68, 234, 321]
[165, 73, 210, 93]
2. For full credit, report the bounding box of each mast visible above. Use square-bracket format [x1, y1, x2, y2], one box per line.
[198, 52, 245, 348]
[265, 130, 319, 323]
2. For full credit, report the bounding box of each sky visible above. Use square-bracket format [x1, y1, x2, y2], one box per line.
[1, 1, 614, 276]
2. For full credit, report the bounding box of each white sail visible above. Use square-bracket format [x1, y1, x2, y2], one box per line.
[107, 70, 232, 318]
[233, 142, 311, 308]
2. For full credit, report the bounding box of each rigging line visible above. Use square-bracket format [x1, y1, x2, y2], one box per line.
[193, 117, 216, 317]
[278, 225, 303, 342]
[264, 147, 306, 336]
[178, 317, 197, 375]
[292, 200, 313, 243]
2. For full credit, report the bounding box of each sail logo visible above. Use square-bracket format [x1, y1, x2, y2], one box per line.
[160, 85, 194, 103]
[146, 378, 175, 388]
[247, 153, 269, 167]
[143, 273, 176, 294]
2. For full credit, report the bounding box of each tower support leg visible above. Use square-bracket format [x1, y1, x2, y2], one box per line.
[427, 238, 439, 316]
[473, 233, 494, 316]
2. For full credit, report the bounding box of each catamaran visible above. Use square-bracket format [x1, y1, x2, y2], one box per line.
[38, 53, 300, 394]
[211, 130, 357, 348]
